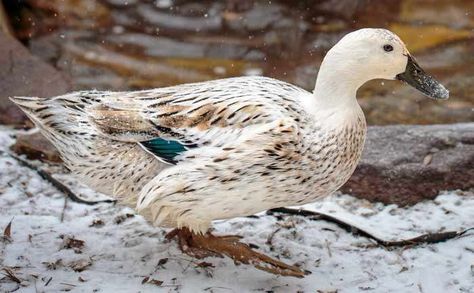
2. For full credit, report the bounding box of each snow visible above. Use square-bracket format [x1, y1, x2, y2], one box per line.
[0, 126, 473, 293]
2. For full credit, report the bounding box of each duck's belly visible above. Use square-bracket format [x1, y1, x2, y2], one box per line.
[188, 155, 362, 225]
[174, 128, 365, 226]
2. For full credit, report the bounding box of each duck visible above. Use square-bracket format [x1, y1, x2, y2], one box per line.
[10, 28, 448, 277]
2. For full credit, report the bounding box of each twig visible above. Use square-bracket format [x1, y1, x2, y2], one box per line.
[204, 286, 234, 292]
[4, 151, 116, 205]
[268, 207, 473, 248]
[265, 227, 281, 251]
[60, 196, 68, 222]
[1, 267, 21, 284]
[44, 277, 52, 286]
[325, 239, 332, 257]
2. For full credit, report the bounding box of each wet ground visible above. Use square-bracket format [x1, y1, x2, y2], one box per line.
[6, 0, 474, 125]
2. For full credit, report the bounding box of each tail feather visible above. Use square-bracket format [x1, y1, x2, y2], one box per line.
[10, 93, 92, 127]
[9, 96, 46, 112]
[9, 96, 53, 129]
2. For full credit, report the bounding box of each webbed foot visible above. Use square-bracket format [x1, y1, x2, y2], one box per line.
[166, 228, 306, 278]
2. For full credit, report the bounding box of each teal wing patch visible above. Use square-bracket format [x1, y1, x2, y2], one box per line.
[139, 138, 193, 164]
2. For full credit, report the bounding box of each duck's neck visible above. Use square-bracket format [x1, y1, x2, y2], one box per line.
[312, 50, 368, 109]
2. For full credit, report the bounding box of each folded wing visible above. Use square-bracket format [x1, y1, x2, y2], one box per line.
[88, 77, 306, 165]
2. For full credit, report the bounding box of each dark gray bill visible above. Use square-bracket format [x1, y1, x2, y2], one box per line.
[396, 55, 449, 100]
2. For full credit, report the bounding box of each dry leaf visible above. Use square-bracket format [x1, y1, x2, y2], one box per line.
[43, 259, 63, 270]
[69, 259, 92, 272]
[60, 235, 85, 253]
[142, 276, 163, 286]
[114, 213, 134, 224]
[89, 219, 105, 228]
[3, 219, 13, 240]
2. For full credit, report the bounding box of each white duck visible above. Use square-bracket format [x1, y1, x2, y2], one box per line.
[11, 28, 448, 277]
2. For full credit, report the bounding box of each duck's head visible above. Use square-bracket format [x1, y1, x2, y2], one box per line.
[318, 28, 449, 100]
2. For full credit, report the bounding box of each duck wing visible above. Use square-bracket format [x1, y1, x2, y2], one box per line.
[88, 77, 307, 164]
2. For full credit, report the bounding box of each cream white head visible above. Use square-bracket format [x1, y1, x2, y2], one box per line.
[313, 28, 449, 107]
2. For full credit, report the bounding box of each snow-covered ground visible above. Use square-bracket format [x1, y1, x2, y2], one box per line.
[0, 127, 473, 293]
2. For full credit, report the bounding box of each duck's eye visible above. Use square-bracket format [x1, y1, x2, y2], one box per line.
[383, 44, 394, 52]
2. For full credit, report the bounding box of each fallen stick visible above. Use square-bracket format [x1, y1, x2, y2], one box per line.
[268, 207, 473, 248]
[3, 151, 116, 205]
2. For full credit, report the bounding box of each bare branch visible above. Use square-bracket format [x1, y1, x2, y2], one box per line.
[268, 207, 473, 248]
[5, 151, 116, 206]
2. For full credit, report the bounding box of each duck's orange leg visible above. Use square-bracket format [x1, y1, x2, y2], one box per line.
[166, 228, 306, 278]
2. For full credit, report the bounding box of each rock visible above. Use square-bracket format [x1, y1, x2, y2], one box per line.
[61, 42, 213, 89]
[342, 123, 474, 206]
[226, 3, 285, 32]
[314, 0, 362, 19]
[136, 4, 222, 32]
[390, 23, 472, 53]
[0, 32, 71, 125]
[25, 0, 111, 30]
[105, 0, 138, 6]
[106, 33, 261, 60]
[107, 33, 208, 58]
[225, 2, 307, 55]
[10, 132, 61, 163]
[398, 0, 474, 30]
[224, 0, 254, 13]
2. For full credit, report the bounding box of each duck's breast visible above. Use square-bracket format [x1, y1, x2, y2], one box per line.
[297, 105, 367, 203]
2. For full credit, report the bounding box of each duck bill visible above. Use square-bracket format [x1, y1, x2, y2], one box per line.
[396, 55, 449, 100]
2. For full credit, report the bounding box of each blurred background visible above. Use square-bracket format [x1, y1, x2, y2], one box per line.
[0, 0, 473, 126]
